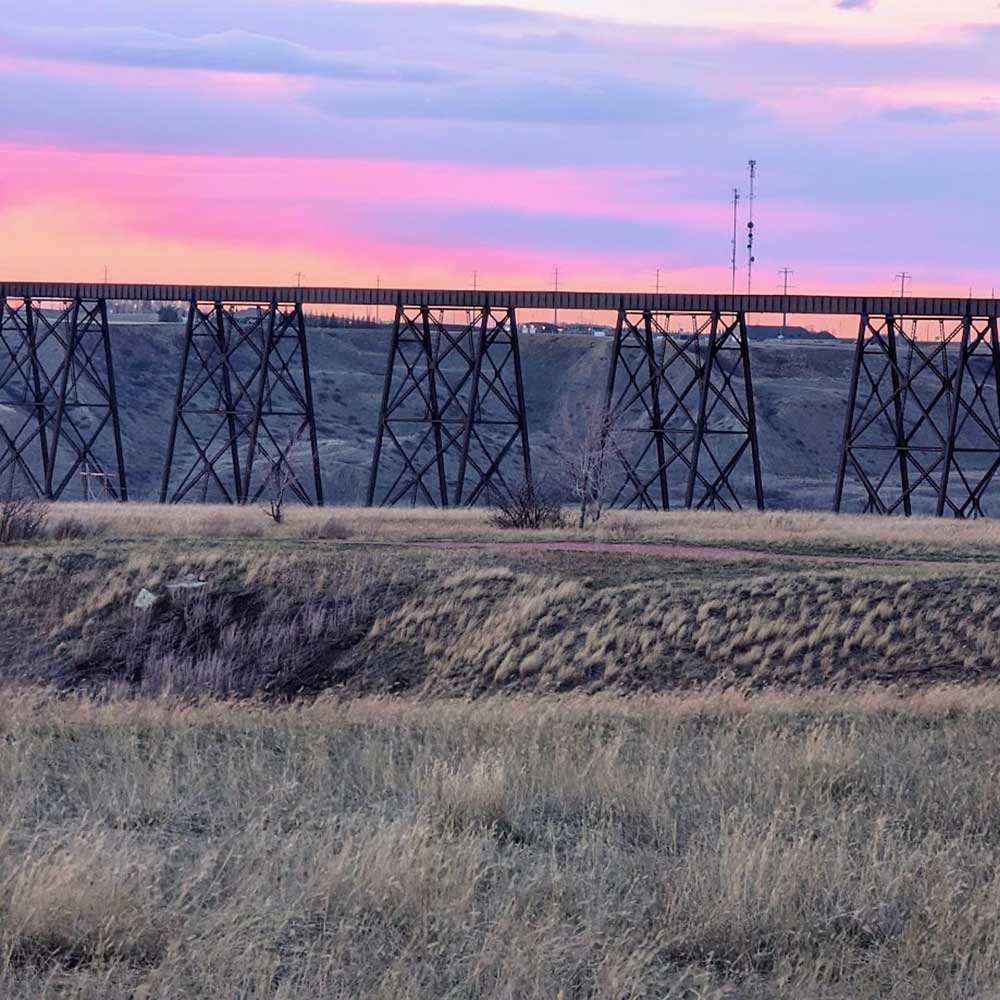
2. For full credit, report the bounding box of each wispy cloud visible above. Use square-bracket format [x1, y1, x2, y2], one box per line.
[310, 74, 752, 127]
[4, 25, 456, 83]
[880, 104, 996, 124]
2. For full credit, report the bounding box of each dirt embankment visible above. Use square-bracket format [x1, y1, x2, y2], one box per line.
[3, 540, 1000, 701]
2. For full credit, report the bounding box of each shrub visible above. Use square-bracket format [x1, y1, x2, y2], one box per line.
[48, 515, 107, 542]
[0, 497, 49, 545]
[301, 515, 351, 541]
[488, 480, 565, 530]
[157, 305, 181, 323]
[602, 517, 642, 542]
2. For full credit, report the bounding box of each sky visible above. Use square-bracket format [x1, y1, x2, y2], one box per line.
[0, 0, 998, 298]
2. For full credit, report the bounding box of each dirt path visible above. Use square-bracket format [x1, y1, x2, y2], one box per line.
[414, 539, 986, 568]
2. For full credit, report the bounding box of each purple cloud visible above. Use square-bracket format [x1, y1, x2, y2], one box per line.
[6, 25, 457, 83]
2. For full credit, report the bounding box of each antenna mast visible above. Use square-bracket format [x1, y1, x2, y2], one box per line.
[746, 159, 757, 294]
[730, 188, 740, 295]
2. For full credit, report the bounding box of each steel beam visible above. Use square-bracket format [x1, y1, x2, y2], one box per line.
[4, 282, 999, 320]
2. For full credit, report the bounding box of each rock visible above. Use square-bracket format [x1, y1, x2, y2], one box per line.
[134, 588, 162, 611]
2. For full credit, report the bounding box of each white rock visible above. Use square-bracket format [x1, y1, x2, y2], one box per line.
[134, 588, 160, 610]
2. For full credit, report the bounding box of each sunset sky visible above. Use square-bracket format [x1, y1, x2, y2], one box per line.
[1, 0, 998, 296]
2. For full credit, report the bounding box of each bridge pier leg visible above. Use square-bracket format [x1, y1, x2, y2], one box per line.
[686, 309, 764, 511]
[368, 300, 531, 507]
[604, 306, 703, 511]
[240, 301, 324, 507]
[937, 312, 1000, 518]
[0, 296, 51, 498]
[24, 296, 127, 501]
[367, 302, 404, 507]
[161, 299, 322, 505]
[835, 308, 968, 515]
[834, 313, 867, 513]
[160, 300, 246, 504]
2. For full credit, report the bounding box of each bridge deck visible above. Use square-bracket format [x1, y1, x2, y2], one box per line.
[1, 283, 997, 317]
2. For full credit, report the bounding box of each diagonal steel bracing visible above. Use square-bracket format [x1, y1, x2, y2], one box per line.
[937, 315, 1000, 518]
[159, 300, 323, 505]
[833, 312, 987, 516]
[605, 307, 763, 511]
[685, 311, 764, 511]
[604, 308, 704, 510]
[0, 296, 126, 500]
[367, 301, 531, 507]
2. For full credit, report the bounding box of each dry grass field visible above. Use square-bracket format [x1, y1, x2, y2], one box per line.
[5, 504, 1000, 996]
[4, 691, 1000, 998]
[42, 501, 1000, 559]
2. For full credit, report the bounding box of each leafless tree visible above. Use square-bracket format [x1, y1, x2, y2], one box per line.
[260, 428, 306, 525]
[554, 396, 622, 528]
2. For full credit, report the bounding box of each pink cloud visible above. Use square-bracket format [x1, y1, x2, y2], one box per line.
[0, 143, 991, 300]
[0, 144, 841, 247]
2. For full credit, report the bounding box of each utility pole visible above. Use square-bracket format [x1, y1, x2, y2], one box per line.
[779, 267, 794, 332]
[895, 272, 912, 298]
[553, 267, 559, 328]
[376, 274, 381, 323]
[473, 270, 478, 292]
[746, 160, 757, 295]
[730, 188, 740, 295]
[655, 268, 661, 295]
[103, 265, 109, 283]
[294, 271, 304, 289]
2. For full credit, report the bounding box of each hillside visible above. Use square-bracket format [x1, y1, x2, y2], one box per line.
[7, 504, 1000, 700]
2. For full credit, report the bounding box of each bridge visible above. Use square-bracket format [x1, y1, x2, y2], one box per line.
[1, 282, 999, 516]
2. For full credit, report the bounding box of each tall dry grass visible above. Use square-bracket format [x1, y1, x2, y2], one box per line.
[39, 501, 1000, 560]
[2, 691, 1000, 997]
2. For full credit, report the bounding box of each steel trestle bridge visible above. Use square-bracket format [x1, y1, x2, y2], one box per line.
[1, 282, 999, 517]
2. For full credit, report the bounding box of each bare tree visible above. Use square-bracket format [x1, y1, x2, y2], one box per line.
[554, 396, 622, 528]
[260, 428, 306, 525]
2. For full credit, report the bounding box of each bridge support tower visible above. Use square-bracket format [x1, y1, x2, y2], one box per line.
[0, 295, 127, 500]
[367, 299, 531, 507]
[604, 303, 764, 511]
[834, 305, 1000, 517]
[159, 299, 323, 505]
